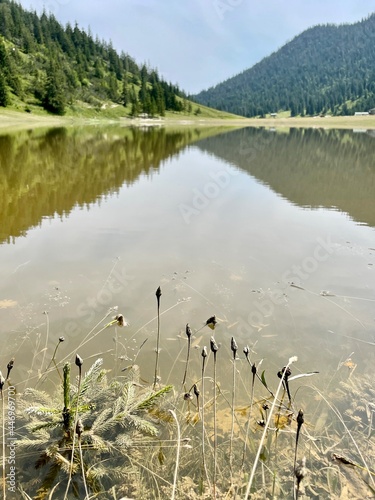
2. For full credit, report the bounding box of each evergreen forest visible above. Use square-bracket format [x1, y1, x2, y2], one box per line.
[0, 0, 190, 116]
[193, 14, 375, 117]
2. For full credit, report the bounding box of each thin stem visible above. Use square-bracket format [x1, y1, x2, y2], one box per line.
[169, 410, 180, 500]
[229, 336, 238, 486]
[78, 434, 89, 499]
[64, 355, 83, 500]
[153, 286, 162, 390]
[241, 361, 256, 467]
[200, 347, 211, 494]
[213, 351, 217, 499]
[182, 324, 192, 387]
[244, 356, 298, 499]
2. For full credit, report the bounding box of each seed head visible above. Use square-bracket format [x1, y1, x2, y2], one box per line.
[231, 337, 238, 358]
[297, 409, 304, 427]
[59, 336, 65, 342]
[193, 384, 200, 398]
[75, 354, 83, 368]
[184, 392, 193, 401]
[201, 346, 207, 359]
[76, 419, 84, 438]
[277, 366, 291, 380]
[0, 372, 5, 391]
[210, 336, 219, 354]
[205, 316, 217, 330]
[243, 345, 250, 359]
[186, 323, 192, 338]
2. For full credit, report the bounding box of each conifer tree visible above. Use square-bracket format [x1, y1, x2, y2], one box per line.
[42, 61, 66, 115]
[0, 71, 8, 106]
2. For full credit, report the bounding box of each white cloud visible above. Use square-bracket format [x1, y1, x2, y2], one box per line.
[15, 0, 375, 93]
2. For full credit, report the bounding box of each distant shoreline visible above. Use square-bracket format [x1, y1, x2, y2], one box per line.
[1, 109, 375, 132]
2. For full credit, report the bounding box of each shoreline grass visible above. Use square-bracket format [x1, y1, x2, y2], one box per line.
[1, 108, 375, 133]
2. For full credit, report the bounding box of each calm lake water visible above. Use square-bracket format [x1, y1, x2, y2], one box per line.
[0, 125, 374, 402]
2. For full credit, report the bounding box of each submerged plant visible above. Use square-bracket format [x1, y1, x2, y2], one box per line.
[17, 358, 173, 499]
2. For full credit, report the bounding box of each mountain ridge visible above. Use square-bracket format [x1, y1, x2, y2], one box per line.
[193, 14, 375, 117]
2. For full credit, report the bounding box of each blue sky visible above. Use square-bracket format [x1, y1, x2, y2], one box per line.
[17, 0, 375, 94]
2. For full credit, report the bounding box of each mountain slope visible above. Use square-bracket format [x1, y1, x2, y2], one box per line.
[0, 0, 226, 118]
[193, 14, 375, 117]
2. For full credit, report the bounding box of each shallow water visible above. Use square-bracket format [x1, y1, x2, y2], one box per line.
[0, 125, 374, 401]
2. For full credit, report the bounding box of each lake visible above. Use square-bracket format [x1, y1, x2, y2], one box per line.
[1, 124, 374, 497]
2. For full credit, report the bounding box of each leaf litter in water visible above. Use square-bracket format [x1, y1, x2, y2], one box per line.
[0, 299, 18, 309]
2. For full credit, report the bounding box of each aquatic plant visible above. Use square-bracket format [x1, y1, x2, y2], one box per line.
[17, 358, 173, 499]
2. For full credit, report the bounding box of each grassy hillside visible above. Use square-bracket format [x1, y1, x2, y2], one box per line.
[193, 13, 375, 118]
[0, 0, 239, 120]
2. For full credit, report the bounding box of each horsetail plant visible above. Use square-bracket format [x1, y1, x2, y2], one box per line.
[153, 286, 162, 390]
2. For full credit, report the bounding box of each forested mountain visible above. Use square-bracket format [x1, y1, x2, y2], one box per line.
[0, 0, 191, 115]
[193, 14, 375, 117]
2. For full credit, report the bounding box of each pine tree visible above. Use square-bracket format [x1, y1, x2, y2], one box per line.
[0, 71, 8, 106]
[121, 72, 129, 107]
[42, 61, 66, 115]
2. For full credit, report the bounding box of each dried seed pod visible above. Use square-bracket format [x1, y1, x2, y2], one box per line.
[243, 345, 250, 359]
[193, 384, 200, 398]
[75, 354, 83, 368]
[0, 371, 5, 390]
[184, 392, 193, 401]
[59, 336, 65, 342]
[76, 419, 84, 438]
[297, 409, 304, 426]
[205, 316, 217, 330]
[201, 346, 207, 358]
[231, 337, 238, 358]
[6, 358, 14, 380]
[186, 323, 192, 338]
[155, 286, 162, 303]
[210, 336, 219, 354]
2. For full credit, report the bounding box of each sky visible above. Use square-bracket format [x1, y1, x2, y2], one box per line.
[17, 0, 375, 94]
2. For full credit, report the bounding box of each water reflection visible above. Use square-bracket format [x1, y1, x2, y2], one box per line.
[196, 127, 375, 227]
[0, 126, 224, 244]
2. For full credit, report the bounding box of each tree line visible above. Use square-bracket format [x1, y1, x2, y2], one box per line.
[193, 13, 375, 117]
[0, 0, 187, 115]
